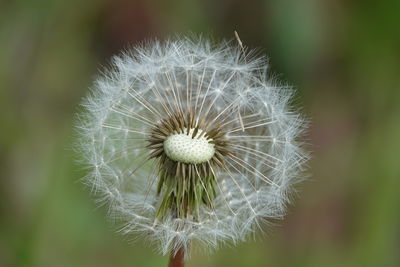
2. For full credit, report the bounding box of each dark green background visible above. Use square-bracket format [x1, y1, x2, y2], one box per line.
[1, 0, 399, 266]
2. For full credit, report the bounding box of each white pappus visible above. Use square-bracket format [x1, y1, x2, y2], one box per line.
[76, 36, 309, 258]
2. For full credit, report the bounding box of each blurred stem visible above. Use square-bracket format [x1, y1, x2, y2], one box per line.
[168, 247, 185, 267]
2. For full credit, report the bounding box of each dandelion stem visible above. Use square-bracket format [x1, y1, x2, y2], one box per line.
[168, 247, 185, 267]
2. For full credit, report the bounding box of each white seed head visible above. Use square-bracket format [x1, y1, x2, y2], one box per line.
[76, 36, 309, 257]
[164, 129, 215, 164]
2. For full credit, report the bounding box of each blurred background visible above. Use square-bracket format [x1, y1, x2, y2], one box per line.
[1, 0, 399, 266]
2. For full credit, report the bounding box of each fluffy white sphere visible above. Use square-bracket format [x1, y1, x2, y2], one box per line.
[77, 37, 308, 256]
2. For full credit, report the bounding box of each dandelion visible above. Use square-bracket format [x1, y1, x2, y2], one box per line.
[77, 36, 308, 266]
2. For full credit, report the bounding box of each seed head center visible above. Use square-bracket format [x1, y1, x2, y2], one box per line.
[163, 128, 215, 164]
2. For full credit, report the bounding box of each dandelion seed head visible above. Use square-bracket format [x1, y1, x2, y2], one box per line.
[76, 36, 309, 256]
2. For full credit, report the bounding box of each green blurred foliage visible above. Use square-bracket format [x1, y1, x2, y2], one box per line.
[1, 0, 399, 266]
